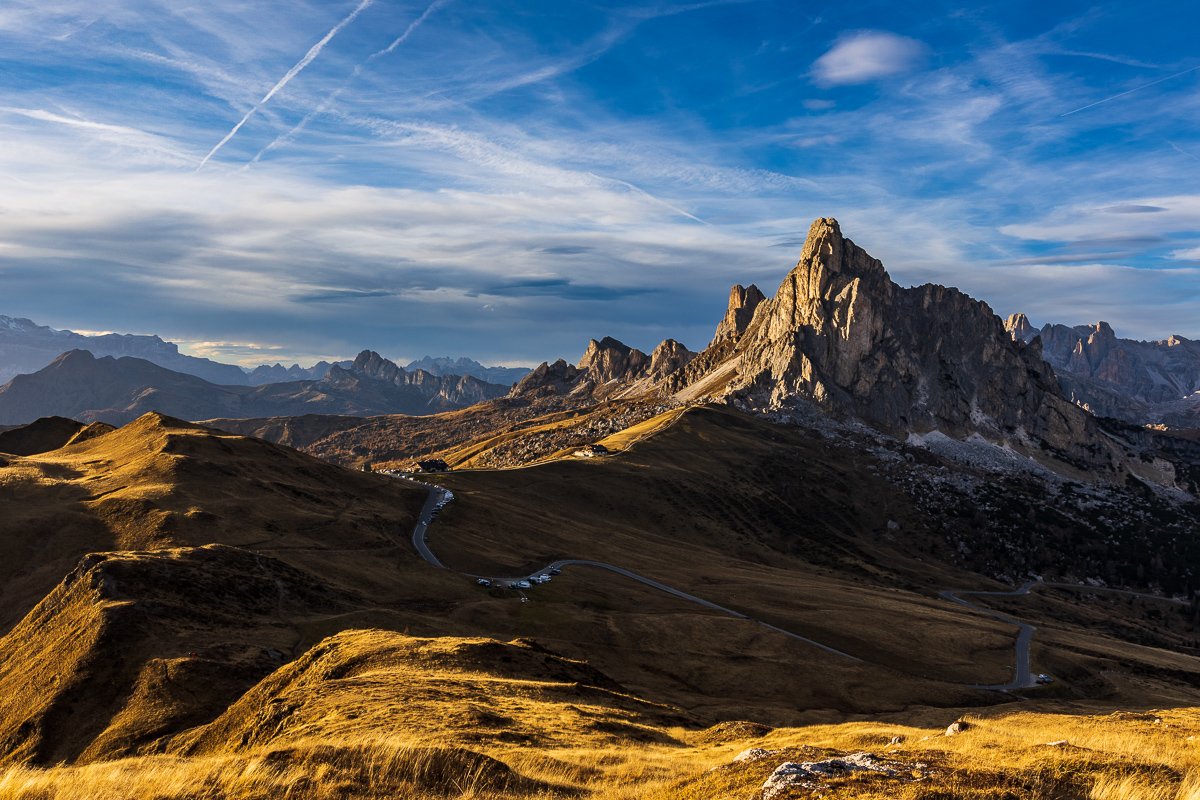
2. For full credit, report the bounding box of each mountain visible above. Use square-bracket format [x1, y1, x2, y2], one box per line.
[350, 350, 508, 411]
[513, 336, 696, 401]
[510, 217, 1110, 472]
[245, 360, 347, 385]
[230, 218, 1195, 485]
[670, 219, 1106, 464]
[1006, 315, 1200, 429]
[0, 350, 248, 426]
[405, 356, 531, 386]
[0, 349, 510, 426]
[0, 315, 248, 385]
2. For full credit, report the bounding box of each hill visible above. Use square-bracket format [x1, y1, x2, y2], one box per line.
[2, 625, 1198, 799]
[0, 416, 114, 456]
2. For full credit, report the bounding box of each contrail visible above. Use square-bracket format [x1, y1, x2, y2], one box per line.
[198, 0, 374, 169]
[1169, 141, 1200, 163]
[1059, 64, 1200, 117]
[594, 173, 707, 225]
[249, 0, 449, 165]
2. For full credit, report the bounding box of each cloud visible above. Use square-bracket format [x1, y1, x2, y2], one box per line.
[811, 31, 926, 86]
[1103, 204, 1167, 214]
[198, 0, 375, 168]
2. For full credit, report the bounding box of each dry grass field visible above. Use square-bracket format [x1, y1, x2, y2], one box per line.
[0, 624, 1196, 800]
[0, 408, 1197, 797]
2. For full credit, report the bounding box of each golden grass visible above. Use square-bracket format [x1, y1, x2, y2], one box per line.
[4, 707, 1200, 799]
[593, 407, 688, 453]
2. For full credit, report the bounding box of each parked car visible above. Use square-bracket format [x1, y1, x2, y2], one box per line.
[548, 568, 562, 576]
[476, 578, 491, 587]
[536, 574, 552, 583]
[514, 580, 532, 590]
[1035, 673, 1054, 685]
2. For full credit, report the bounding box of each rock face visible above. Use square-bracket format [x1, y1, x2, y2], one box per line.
[683, 218, 1107, 467]
[578, 337, 650, 385]
[1006, 317, 1200, 428]
[649, 339, 696, 378]
[513, 337, 694, 400]
[711, 284, 766, 347]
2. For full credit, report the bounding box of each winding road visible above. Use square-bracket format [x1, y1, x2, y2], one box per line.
[407, 482, 859, 661]
[405, 478, 1184, 691]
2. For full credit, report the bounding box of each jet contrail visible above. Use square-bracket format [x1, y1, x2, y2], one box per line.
[1169, 141, 1200, 163]
[198, 0, 374, 169]
[594, 173, 707, 225]
[249, 0, 450, 165]
[1059, 64, 1200, 117]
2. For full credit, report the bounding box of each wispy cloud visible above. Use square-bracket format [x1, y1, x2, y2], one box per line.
[811, 30, 926, 86]
[198, 0, 375, 169]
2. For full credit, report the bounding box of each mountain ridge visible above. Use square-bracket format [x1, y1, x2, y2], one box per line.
[0, 350, 509, 426]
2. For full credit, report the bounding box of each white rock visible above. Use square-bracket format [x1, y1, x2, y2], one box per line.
[733, 747, 771, 763]
[761, 753, 895, 799]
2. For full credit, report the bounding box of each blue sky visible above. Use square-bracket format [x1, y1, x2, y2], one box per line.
[0, 0, 1197, 367]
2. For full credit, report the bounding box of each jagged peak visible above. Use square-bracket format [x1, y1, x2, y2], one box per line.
[789, 216, 888, 288]
[711, 284, 767, 346]
[1004, 313, 1036, 342]
[649, 338, 696, 377]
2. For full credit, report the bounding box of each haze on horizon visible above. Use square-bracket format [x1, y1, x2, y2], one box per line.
[0, 0, 1196, 368]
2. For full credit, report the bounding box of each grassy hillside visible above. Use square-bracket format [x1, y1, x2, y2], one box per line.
[0, 626, 1196, 799]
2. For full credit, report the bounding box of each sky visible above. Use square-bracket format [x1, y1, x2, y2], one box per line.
[0, 0, 1197, 367]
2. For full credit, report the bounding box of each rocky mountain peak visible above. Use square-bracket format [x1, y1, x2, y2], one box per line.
[1004, 313, 1036, 343]
[711, 284, 767, 346]
[511, 358, 582, 398]
[577, 337, 649, 384]
[649, 339, 696, 377]
[351, 350, 403, 381]
[668, 216, 1110, 468]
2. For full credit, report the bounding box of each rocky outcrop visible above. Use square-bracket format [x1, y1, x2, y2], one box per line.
[1007, 317, 1200, 427]
[1003, 313, 1036, 343]
[511, 359, 583, 398]
[673, 218, 1113, 469]
[711, 284, 766, 347]
[648, 339, 696, 378]
[578, 337, 650, 385]
[513, 337, 672, 400]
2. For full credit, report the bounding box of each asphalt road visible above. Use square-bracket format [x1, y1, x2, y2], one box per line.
[405, 482, 860, 661]
[405, 477, 1181, 690]
[939, 579, 1188, 692]
[939, 582, 1040, 691]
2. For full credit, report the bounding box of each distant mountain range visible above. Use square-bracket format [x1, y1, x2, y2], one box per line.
[0, 314, 531, 390]
[1005, 315, 1200, 428]
[0, 349, 509, 426]
[404, 356, 529, 386]
[0, 315, 247, 385]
